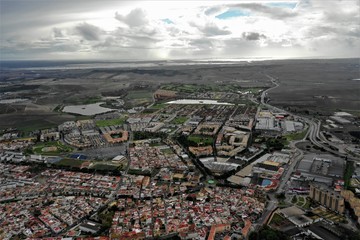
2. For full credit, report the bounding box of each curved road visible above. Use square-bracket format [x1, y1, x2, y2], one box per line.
[255, 73, 359, 229]
[261, 74, 358, 161]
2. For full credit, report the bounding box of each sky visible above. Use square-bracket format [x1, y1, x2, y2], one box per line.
[0, 0, 359, 60]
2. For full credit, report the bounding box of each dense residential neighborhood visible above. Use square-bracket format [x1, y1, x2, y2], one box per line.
[1, 79, 359, 240]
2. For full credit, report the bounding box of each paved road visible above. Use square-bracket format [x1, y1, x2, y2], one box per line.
[261, 74, 358, 161]
[253, 73, 360, 231]
[276, 141, 304, 194]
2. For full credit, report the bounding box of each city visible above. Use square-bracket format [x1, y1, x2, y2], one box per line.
[0, 66, 359, 239]
[1, 0, 359, 239]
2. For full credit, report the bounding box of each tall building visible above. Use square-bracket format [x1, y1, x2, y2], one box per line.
[309, 183, 345, 214]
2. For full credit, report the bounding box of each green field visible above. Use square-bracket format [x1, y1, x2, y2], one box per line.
[160, 148, 174, 154]
[161, 84, 206, 93]
[150, 103, 167, 109]
[95, 118, 126, 127]
[291, 195, 311, 209]
[16, 121, 58, 134]
[188, 135, 213, 146]
[344, 161, 355, 189]
[171, 116, 188, 125]
[312, 207, 346, 223]
[126, 90, 153, 100]
[64, 96, 103, 105]
[285, 128, 308, 141]
[128, 169, 151, 175]
[54, 158, 83, 168]
[269, 213, 286, 226]
[32, 141, 73, 155]
[83, 96, 103, 104]
[90, 163, 123, 171]
[161, 83, 246, 94]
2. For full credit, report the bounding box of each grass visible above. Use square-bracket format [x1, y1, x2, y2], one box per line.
[161, 84, 205, 93]
[350, 178, 360, 188]
[32, 141, 73, 155]
[188, 135, 213, 146]
[90, 163, 123, 171]
[161, 83, 245, 94]
[95, 118, 126, 127]
[83, 96, 102, 104]
[126, 90, 153, 100]
[291, 195, 311, 209]
[149, 142, 164, 147]
[269, 213, 285, 226]
[66, 96, 103, 105]
[312, 207, 346, 223]
[247, 88, 265, 94]
[151, 103, 167, 109]
[160, 148, 174, 154]
[54, 158, 83, 168]
[80, 96, 103, 104]
[17, 121, 58, 134]
[128, 168, 151, 176]
[303, 199, 311, 209]
[344, 161, 355, 189]
[284, 129, 308, 141]
[296, 201, 304, 207]
[53, 105, 63, 112]
[171, 116, 188, 125]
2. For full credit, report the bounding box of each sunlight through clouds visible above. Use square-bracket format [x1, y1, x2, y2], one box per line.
[0, 0, 358, 60]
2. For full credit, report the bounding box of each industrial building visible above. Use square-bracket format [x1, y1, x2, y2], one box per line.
[79, 220, 101, 234]
[295, 154, 345, 185]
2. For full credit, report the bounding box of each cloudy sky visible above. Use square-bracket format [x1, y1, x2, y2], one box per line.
[0, 0, 359, 60]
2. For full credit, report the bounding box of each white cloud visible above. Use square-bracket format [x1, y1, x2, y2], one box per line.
[0, 0, 359, 60]
[115, 8, 148, 27]
[74, 22, 104, 41]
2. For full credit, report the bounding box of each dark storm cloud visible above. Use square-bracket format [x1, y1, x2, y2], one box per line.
[115, 8, 148, 27]
[242, 32, 266, 41]
[74, 23, 103, 41]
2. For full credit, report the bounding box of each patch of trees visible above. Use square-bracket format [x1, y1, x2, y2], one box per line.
[249, 225, 289, 240]
[133, 131, 167, 140]
[266, 138, 285, 151]
[177, 134, 192, 148]
[177, 134, 213, 148]
[98, 209, 115, 232]
[344, 161, 355, 189]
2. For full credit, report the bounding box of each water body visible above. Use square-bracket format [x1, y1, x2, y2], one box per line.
[62, 102, 114, 116]
[166, 99, 234, 105]
[0, 58, 272, 70]
[0, 98, 29, 104]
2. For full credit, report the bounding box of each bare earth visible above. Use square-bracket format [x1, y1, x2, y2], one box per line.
[0, 58, 359, 130]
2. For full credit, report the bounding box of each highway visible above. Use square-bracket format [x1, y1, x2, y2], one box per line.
[254, 73, 359, 229]
[260, 74, 358, 161]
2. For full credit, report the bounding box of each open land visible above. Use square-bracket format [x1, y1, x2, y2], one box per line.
[0, 59, 359, 239]
[0, 59, 359, 131]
